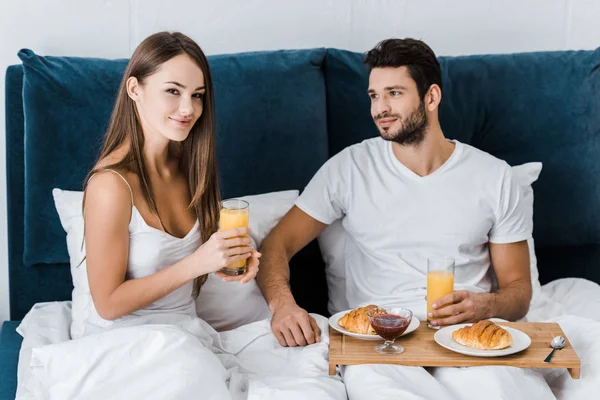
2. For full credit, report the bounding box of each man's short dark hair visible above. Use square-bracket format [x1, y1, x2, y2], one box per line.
[364, 38, 442, 100]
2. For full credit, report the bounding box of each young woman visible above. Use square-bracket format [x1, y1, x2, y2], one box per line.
[75, 31, 260, 338]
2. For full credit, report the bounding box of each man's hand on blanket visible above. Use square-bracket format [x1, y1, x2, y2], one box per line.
[270, 301, 321, 347]
[215, 250, 261, 284]
[428, 290, 494, 327]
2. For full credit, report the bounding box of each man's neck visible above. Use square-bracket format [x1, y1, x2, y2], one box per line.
[390, 125, 455, 177]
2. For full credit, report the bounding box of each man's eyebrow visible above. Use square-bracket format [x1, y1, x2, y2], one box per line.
[368, 85, 407, 93]
[383, 85, 407, 91]
[165, 81, 205, 91]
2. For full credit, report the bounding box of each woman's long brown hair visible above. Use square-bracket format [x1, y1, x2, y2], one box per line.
[82, 32, 220, 297]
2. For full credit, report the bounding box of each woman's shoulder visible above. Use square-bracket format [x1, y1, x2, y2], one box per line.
[85, 171, 133, 216]
[86, 153, 135, 215]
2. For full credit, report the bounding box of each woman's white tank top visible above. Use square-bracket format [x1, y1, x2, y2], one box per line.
[71, 169, 200, 338]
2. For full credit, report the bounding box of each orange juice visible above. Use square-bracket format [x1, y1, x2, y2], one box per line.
[219, 207, 249, 270]
[427, 270, 454, 317]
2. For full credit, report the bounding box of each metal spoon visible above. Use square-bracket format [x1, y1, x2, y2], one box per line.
[544, 336, 566, 363]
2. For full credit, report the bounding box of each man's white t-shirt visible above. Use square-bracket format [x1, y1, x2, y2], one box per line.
[295, 138, 532, 310]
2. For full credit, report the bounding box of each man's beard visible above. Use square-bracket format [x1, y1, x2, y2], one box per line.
[378, 100, 428, 146]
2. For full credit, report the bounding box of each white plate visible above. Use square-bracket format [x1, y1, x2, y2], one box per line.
[328, 308, 420, 340]
[434, 323, 531, 357]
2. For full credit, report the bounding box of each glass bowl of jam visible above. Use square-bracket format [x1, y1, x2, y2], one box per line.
[367, 306, 413, 354]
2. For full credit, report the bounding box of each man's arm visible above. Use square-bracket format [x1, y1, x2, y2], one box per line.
[486, 240, 532, 320]
[257, 206, 328, 347]
[429, 240, 531, 326]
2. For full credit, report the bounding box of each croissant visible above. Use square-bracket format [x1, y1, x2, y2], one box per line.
[338, 305, 385, 335]
[452, 320, 513, 350]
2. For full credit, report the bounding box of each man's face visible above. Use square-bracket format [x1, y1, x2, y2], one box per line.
[368, 66, 428, 146]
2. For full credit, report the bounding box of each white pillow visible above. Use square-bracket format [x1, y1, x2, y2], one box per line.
[318, 220, 349, 314]
[52, 188, 299, 332]
[52, 189, 87, 268]
[318, 162, 543, 315]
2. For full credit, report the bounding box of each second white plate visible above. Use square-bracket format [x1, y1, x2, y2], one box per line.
[434, 323, 531, 357]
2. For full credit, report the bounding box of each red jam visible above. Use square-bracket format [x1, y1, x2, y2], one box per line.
[371, 314, 411, 340]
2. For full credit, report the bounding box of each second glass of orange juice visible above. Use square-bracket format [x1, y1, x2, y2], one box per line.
[427, 256, 455, 329]
[219, 199, 249, 276]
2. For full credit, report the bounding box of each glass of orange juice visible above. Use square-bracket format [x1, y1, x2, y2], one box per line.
[219, 199, 249, 276]
[427, 256, 455, 329]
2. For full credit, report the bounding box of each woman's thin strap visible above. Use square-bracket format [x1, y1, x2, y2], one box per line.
[88, 169, 134, 206]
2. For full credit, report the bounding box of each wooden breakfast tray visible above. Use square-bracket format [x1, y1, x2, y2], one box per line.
[329, 321, 581, 378]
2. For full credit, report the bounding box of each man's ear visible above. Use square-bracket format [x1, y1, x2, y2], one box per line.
[425, 84, 442, 111]
[126, 76, 140, 101]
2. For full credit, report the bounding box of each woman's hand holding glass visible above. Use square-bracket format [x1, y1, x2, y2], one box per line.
[193, 227, 261, 283]
[215, 248, 261, 284]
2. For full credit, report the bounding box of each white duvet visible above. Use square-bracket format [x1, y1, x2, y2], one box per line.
[14, 278, 600, 400]
[15, 309, 345, 400]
